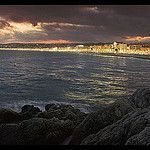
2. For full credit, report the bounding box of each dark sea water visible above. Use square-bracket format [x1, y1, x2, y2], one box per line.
[0, 50, 150, 113]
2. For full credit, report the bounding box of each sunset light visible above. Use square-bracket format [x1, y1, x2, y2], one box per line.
[0, 4, 150, 146]
[9, 22, 42, 33]
[38, 39, 74, 44]
[125, 36, 150, 42]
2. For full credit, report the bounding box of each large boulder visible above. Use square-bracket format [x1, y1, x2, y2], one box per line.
[17, 105, 42, 121]
[19, 117, 65, 145]
[45, 103, 58, 111]
[64, 108, 87, 126]
[59, 104, 75, 115]
[38, 104, 87, 127]
[0, 117, 75, 145]
[125, 127, 150, 145]
[21, 105, 41, 115]
[0, 109, 24, 125]
[0, 103, 87, 145]
[129, 88, 150, 108]
[69, 98, 136, 145]
[37, 109, 64, 120]
[0, 123, 25, 145]
[81, 107, 150, 145]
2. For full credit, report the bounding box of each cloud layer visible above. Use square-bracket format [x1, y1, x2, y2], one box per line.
[0, 5, 150, 43]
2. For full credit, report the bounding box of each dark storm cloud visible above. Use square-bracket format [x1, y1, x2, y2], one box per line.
[107, 5, 150, 18]
[0, 5, 150, 43]
[0, 5, 84, 25]
[12, 30, 48, 42]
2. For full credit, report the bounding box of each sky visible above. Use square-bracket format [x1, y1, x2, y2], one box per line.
[0, 5, 150, 44]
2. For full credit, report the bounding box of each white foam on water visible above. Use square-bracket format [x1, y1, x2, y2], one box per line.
[0, 99, 95, 114]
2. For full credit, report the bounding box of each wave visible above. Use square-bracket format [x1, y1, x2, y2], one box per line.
[0, 99, 96, 114]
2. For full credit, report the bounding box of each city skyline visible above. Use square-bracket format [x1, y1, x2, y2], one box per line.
[0, 5, 150, 44]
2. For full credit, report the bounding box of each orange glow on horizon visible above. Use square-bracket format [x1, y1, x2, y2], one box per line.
[39, 40, 75, 44]
[125, 36, 150, 42]
[5, 39, 78, 44]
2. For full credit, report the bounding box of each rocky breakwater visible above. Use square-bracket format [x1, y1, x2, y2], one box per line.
[0, 104, 87, 145]
[1, 87, 150, 145]
[69, 87, 150, 145]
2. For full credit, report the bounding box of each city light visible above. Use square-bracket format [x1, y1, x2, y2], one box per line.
[0, 42, 149, 56]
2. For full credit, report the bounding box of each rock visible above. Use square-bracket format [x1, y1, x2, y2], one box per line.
[0, 117, 74, 145]
[69, 98, 136, 145]
[61, 119, 75, 135]
[81, 107, 150, 145]
[64, 110, 77, 121]
[1, 88, 150, 145]
[45, 103, 58, 111]
[39, 104, 87, 127]
[0, 109, 24, 125]
[125, 127, 150, 145]
[59, 104, 74, 115]
[61, 105, 87, 126]
[130, 88, 150, 108]
[71, 109, 87, 125]
[21, 105, 41, 115]
[37, 109, 64, 120]
[0, 123, 25, 145]
[20, 105, 42, 120]
[0, 103, 87, 145]
[19, 117, 64, 145]
[21, 105, 34, 113]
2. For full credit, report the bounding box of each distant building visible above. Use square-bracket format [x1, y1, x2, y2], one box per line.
[113, 41, 117, 46]
[53, 47, 57, 50]
[76, 45, 84, 48]
[75, 45, 85, 50]
[117, 43, 127, 52]
[129, 45, 142, 51]
[104, 44, 112, 50]
[104, 42, 127, 52]
[141, 47, 149, 51]
[90, 45, 104, 51]
[98, 45, 104, 49]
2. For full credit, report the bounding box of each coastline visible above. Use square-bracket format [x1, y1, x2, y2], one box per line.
[79, 51, 150, 61]
[1, 47, 150, 61]
[100, 52, 150, 60]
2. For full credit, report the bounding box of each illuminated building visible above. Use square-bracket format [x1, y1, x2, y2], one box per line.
[117, 44, 127, 52]
[104, 44, 112, 50]
[53, 47, 57, 50]
[141, 47, 149, 51]
[129, 45, 142, 51]
[113, 41, 117, 46]
[90, 45, 104, 52]
[76, 45, 84, 48]
[103, 42, 127, 53]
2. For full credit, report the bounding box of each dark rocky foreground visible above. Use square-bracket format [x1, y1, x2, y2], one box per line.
[1, 88, 150, 145]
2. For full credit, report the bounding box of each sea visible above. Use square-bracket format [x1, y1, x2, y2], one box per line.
[0, 50, 150, 113]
